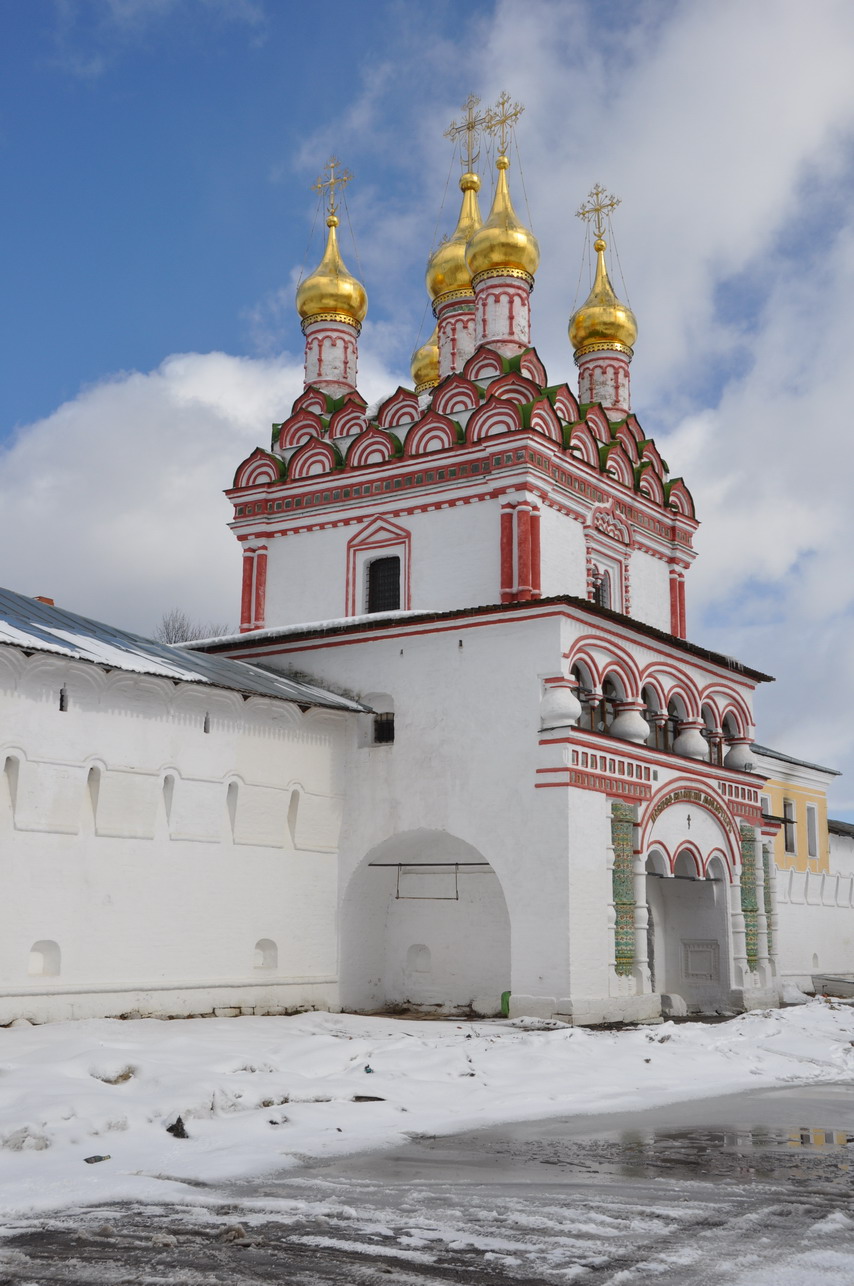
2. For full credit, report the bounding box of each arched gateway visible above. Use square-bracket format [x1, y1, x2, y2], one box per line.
[340, 829, 510, 1016]
[640, 781, 765, 1013]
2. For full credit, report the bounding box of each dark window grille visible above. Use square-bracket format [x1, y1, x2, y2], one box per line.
[373, 713, 395, 744]
[783, 799, 797, 854]
[367, 556, 401, 613]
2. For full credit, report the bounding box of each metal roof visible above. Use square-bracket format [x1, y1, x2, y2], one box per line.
[751, 742, 840, 777]
[828, 819, 854, 838]
[191, 594, 775, 684]
[0, 587, 365, 712]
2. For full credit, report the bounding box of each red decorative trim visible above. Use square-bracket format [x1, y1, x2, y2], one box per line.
[462, 346, 504, 383]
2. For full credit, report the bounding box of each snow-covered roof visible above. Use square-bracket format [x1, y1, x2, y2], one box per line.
[0, 587, 366, 712]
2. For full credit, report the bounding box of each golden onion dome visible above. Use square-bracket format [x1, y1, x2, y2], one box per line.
[410, 325, 440, 394]
[465, 155, 540, 282]
[426, 172, 482, 303]
[295, 214, 368, 328]
[569, 237, 637, 356]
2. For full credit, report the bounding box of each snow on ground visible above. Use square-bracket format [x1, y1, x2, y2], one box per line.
[0, 999, 852, 1218]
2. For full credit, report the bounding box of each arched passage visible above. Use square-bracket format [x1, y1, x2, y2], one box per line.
[643, 792, 737, 1013]
[340, 829, 510, 1017]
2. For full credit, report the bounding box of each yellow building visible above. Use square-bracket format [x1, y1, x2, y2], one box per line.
[752, 744, 838, 874]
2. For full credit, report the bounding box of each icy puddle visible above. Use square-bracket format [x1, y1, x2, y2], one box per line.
[3, 1084, 854, 1284]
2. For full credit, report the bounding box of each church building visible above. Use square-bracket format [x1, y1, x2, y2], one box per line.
[2, 95, 852, 1025]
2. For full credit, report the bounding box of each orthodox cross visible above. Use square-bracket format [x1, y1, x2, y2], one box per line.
[485, 90, 524, 156]
[576, 183, 621, 238]
[312, 156, 352, 218]
[445, 93, 491, 171]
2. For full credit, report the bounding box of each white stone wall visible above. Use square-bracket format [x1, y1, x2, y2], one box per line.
[630, 550, 672, 632]
[0, 647, 348, 1023]
[538, 506, 587, 599]
[775, 866, 854, 982]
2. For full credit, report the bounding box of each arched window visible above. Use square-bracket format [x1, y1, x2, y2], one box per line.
[701, 705, 723, 765]
[599, 675, 623, 733]
[367, 556, 401, 613]
[591, 567, 612, 610]
[571, 663, 597, 732]
[287, 788, 300, 846]
[642, 686, 666, 750]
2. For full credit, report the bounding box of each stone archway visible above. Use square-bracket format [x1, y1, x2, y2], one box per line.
[645, 847, 732, 1012]
[340, 829, 511, 1016]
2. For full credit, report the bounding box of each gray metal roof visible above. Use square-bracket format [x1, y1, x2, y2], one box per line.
[0, 587, 365, 712]
[828, 818, 854, 838]
[751, 742, 840, 777]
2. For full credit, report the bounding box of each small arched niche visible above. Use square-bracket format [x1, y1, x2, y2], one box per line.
[253, 938, 278, 970]
[674, 850, 700, 879]
[28, 940, 61, 977]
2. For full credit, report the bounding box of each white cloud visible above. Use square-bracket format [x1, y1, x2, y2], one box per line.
[0, 349, 403, 637]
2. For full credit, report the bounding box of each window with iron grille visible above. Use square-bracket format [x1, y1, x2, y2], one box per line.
[367, 556, 401, 613]
[373, 712, 395, 744]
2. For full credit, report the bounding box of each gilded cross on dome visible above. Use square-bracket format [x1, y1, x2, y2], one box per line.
[311, 156, 352, 219]
[576, 184, 621, 239]
[444, 93, 490, 171]
[485, 90, 524, 156]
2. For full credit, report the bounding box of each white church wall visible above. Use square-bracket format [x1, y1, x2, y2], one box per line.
[538, 506, 587, 598]
[630, 550, 672, 633]
[265, 613, 593, 1017]
[264, 527, 347, 626]
[0, 647, 349, 1023]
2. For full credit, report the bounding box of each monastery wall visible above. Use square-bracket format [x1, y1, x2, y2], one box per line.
[775, 867, 854, 984]
[0, 647, 348, 1023]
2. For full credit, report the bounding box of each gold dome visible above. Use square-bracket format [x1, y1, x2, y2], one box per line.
[465, 155, 540, 283]
[569, 237, 636, 356]
[296, 215, 368, 328]
[410, 325, 439, 393]
[426, 172, 482, 303]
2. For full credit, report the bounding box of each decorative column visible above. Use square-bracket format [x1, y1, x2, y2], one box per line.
[754, 835, 771, 984]
[740, 824, 759, 978]
[610, 801, 636, 977]
[632, 819, 651, 991]
[763, 841, 778, 978]
[669, 568, 686, 638]
[729, 879, 749, 990]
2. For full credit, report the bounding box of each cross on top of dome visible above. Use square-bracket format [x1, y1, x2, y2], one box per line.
[311, 156, 353, 220]
[576, 184, 621, 239]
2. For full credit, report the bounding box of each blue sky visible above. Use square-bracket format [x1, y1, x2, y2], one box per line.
[2, 0, 854, 812]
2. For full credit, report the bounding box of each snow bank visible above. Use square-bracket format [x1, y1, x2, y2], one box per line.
[0, 1000, 852, 1216]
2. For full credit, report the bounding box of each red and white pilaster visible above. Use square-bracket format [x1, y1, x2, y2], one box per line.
[240, 544, 268, 632]
[500, 499, 542, 602]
